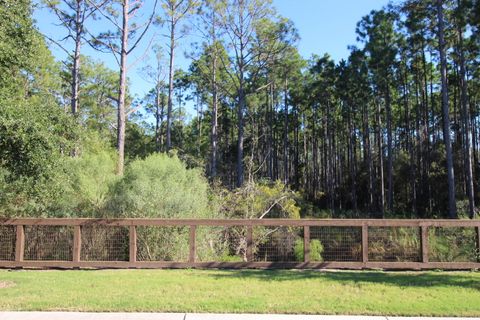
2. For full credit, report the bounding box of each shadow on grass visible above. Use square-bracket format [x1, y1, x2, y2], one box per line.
[209, 269, 480, 290]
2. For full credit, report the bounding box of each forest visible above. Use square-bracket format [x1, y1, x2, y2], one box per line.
[1, 0, 480, 221]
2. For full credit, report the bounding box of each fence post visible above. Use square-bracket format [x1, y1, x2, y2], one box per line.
[15, 225, 25, 263]
[73, 225, 81, 263]
[361, 222, 368, 267]
[246, 225, 253, 262]
[129, 225, 137, 264]
[421, 225, 429, 265]
[189, 225, 196, 264]
[303, 225, 310, 263]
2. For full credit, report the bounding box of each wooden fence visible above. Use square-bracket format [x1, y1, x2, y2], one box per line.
[0, 218, 479, 270]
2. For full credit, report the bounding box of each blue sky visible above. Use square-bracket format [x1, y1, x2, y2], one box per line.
[34, 0, 390, 116]
[274, 0, 390, 60]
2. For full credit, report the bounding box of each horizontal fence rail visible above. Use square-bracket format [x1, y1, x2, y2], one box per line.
[0, 218, 479, 270]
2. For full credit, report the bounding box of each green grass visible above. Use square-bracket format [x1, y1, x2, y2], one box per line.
[0, 269, 479, 316]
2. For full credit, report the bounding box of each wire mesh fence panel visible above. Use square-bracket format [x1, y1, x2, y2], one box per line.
[24, 226, 73, 261]
[195, 226, 247, 262]
[136, 226, 189, 262]
[368, 227, 421, 262]
[254, 226, 302, 262]
[0, 226, 15, 261]
[428, 227, 478, 262]
[310, 226, 362, 262]
[81, 226, 129, 261]
[1, 219, 479, 269]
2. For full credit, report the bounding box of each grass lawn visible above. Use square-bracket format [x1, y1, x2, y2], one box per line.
[0, 269, 479, 316]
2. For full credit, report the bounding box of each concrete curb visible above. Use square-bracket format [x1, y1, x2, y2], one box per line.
[0, 313, 478, 320]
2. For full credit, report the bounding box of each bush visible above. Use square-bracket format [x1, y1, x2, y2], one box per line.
[0, 166, 70, 217]
[107, 153, 217, 261]
[213, 180, 300, 259]
[0, 102, 80, 179]
[428, 227, 478, 262]
[0, 100, 84, 217]
[218, 180, 300, 219]
[294, 239, 324, 262]
[108, 153, 215, 219]
[56, 149, 118, 217]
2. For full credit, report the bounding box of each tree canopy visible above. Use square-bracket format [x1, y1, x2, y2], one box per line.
[1, 0, 480, 219]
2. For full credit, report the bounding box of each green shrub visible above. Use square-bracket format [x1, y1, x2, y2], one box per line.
[213, 180, 300, 259]
[0, 100, 84, 217]
[107, 153, 218, 261]
[219, 254, 243, 262]
[135, 226, 190, 262]
[0, 102, 80, 179]
[368, 227, 420, 262]
[428, 227, 478, 262]
[218, 180, 300, 219]
[294, 239, 324, 262]
[56, 149, 118, 217]
[108, 153, 215, 219]
[0, 165, 71, 217]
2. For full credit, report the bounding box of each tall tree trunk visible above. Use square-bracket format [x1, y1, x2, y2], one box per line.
[303, 113, 308, 191]
[293, 102, 300, 189]
[364, 103, 374, 212]
[283, 77, 289, 184]
[166, 19, 175, 151]
[116, 0, 129, 176]
[348, 108, 358, 212]
[421, 42, 431, 146]
[457, 19, 476, 219]
[155, 86, 161, 152]
[272, 86, 278, 181]
[404, 65, 417, 215]
[312, 107, 318, 199]
[326, 102, 334, 211]
[196, 94, 202, 156]
[472, 108, 478, 182]
[71, 0, 82, 116]
[160, 94, 166, 150]
[437, 0, 457, 218]
[236, 85, 245, 187]
[210, 49, 219, 179]
[386, 85, 393, 212]
[376, 98, 385, 217]
[266, 83, 273, 179]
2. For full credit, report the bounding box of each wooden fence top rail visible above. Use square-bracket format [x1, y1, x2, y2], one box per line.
[0, 218, 479, 227]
